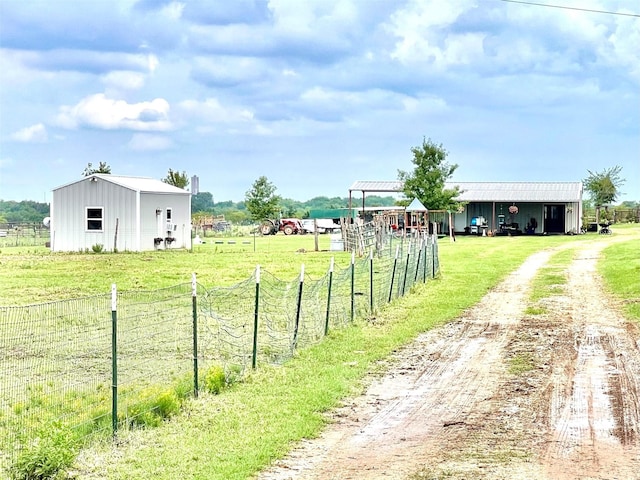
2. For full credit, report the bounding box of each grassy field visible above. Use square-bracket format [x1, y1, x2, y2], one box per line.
[0, 234, 353, 306]
[2, 226, 639, 479]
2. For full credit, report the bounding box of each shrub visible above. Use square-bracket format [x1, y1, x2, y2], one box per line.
[124, 386, 181, 428]
[203, 365, 226, 394]
[91, 244, 104, 253]
[10, 421, 78, 480]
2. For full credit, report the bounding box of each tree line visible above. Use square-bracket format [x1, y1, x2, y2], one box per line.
[1, 146, 635, 225]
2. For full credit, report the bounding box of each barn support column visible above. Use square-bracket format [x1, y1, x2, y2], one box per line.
[492, 202, 496, 233]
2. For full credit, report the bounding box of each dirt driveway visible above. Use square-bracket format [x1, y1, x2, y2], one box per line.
[257, 237, 640, 480]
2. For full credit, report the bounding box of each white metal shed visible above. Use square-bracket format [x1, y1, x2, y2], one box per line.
[51, 174, 192, 252]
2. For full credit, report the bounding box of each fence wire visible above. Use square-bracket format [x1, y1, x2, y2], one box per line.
[0, 233, 439, 475]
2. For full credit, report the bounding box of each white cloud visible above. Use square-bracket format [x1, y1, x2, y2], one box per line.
[102, 71, 146, 91]
[386, 0, 477, 67]
[178, 98, 254, 123]
[127, 134, 173, 151]
[10, 123, 48, 142]
[56, 94, 172, 131]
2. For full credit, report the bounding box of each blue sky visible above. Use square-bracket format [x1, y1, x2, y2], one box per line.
[1, 0, 638, 204]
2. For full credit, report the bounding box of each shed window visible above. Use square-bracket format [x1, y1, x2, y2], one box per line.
[166, 208, 172, 221]
[86, 207, 103, 231]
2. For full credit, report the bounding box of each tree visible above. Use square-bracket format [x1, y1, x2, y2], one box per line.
[397, 138, 461, 210]
[583, 166, 625, 225]
[162, 169, 189, 189]
[245, 176, 281, 222]
[83, 162, 111, 176]
[191, 192, 215, 213]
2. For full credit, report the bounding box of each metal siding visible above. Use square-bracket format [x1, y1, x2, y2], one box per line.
[140, 193, 192, 251]
[52, 178, 137, 251]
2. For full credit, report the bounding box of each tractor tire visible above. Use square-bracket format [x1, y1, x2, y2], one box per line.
[283, 225, 294, 235]
[260, 222, 274, 236]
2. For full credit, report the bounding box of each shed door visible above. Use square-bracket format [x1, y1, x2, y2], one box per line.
[544, 205, 565, 233]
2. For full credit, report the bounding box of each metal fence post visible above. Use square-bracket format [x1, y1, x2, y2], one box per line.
[324, 257, 334, 336]
[414, 238, 423, 283]
[252, 265, 260, 369]
[401, 249, 410, 296]
[111, 283, 118, 437]
[432, 238, 436, 278]
[369, 250, 374, 314]
[350, 252, 355, 322]
[292, 264, 305, 350]
[388, 245, 400, 303]
[191, 273, 199, 398]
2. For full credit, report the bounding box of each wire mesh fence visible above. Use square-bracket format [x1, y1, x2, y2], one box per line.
[0, 232, 439, 475]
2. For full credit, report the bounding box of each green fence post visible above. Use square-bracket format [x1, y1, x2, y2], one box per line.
[432, 238, 436, 278]
[369, 250, 374, 314]
[388, 245, 399, 303]
[324, 257, 334, 336]
[423, 236, 428, 283]
[292, 264, 305, 350]
[252, 265, 260, 369]
[111, 283, 118, 438]
[350, 252, 355, 322]
[414, 238, 423, 283]
[401, 248, 410, 296]
[191, 273, 199, 398]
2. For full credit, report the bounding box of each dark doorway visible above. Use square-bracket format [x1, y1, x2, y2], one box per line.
[544, 205, 565, 233]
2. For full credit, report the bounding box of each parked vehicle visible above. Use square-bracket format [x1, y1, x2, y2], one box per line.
[301, 218, 339, 234]
[260, 218, 304, 235]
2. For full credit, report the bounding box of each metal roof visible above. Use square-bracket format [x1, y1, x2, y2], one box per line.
[53, 174, 191, 195]
[446, 182, 583, 202]
[348, 180, 582, 203]
[406, 198, 427, 211]
[349, 180, 404, 192]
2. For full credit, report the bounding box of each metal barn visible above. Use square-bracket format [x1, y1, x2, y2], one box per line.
[51, 174, 192, 252]
[348, 180, 583, 235]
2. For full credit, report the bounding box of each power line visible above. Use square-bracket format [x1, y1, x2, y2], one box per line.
[498, 0, 640, 18]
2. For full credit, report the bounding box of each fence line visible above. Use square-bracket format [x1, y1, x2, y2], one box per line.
[0, 233, 440, 475]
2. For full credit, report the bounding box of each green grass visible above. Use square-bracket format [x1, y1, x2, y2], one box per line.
[0, 235, 350, 305]
[3, 226, 639, 479]
[83, 233, 603, 480]
[528, 247, 575, 303]
[599, 237, 640, 322]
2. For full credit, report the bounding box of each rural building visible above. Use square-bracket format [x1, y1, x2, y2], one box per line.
[51, 174, 192, 252]
[348, 180, 583, 235]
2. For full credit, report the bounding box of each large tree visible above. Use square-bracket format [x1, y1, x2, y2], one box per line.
[162, 169, 189, 189]
[245, 176, 281, 221]
[83, 162, 111, 176]
[397, 138, 461, 210]
[583, 166, 625, 225]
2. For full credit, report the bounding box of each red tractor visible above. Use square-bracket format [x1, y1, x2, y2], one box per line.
[260, 218, 304, 235]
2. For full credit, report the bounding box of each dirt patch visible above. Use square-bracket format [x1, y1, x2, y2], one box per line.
[257, 238, 640, 480]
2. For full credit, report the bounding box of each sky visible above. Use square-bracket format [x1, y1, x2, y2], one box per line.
[0, 0, 638, 204]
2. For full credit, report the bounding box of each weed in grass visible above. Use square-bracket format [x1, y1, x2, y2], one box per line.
[204, 365, 226, 394]
[123, 386, 182, 428]
[10, 420, 79, 480]
[524, 305, 547, 315]
[508, 353, 535, 375]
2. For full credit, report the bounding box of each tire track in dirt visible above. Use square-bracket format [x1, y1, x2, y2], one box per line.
[542, 243, 640, 480]
[257, 249, 555, 480]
